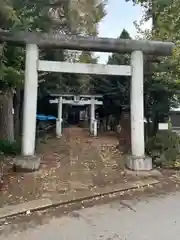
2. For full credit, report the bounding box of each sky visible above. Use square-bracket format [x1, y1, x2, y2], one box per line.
[96, 0, 151, 63]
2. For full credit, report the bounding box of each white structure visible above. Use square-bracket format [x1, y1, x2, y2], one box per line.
[130, 51, 144, 158]
[2, 30, 172, 171]
[49, 94, 103, 137]
[22, 45, 151, 170]
[22, 44, 39, 156]
[22, 44, 150, 170]
[56, 96, 63, 138]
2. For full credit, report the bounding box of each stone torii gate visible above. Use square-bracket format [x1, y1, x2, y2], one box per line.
[49, 94, 103, 137]
[0, 31, 174, 171]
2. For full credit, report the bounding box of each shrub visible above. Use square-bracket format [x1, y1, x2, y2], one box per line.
[0, 139, 21, 156]
[146, 130, 180, 168]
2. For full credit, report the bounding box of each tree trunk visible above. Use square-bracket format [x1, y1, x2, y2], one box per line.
[14, 88, 21, 140]
[152, 0, 157, 29]
[152, 112, 159, 136]
[0, 89, 14, 142]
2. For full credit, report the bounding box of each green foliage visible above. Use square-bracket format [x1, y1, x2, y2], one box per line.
[91, 29, 131, 117]
[0, 0, 19, 28]
[69, 0, 107, 36]
[0, 139, 21, 156]
[0, 0, 106, 143]
[0, 0, 107, 92]
[128, 0, 180, 161]
[0, 0, 53, 90]
[146, 131, 180, 168]
[39, 1, 106, 96]
[127, 0, 180, 136]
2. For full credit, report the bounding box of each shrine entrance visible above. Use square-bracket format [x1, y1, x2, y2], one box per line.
[67, 106, 79, 125]
[49, 94, 103, 137]
[0, 30, 174, 171]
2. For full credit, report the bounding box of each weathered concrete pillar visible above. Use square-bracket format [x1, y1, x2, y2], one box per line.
[56, 96, 63, 138]
[22, 44, 38, 156]
[14, 44, 41, 172]
[127, 51, 152, 171]
[93, 120, 98, 137]
[131, 51, 144, 157]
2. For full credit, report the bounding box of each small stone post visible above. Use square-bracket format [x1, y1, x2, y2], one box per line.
[90, 97, 95, 134]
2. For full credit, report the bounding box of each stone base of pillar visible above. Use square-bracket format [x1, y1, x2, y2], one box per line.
[56, 134, 62, 139]
[56, 119, 62, 138]
[126, 155, 152, 171]
[13, 155, 41, 172]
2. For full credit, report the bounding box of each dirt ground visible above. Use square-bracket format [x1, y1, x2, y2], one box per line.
[0, 126, 148, 207]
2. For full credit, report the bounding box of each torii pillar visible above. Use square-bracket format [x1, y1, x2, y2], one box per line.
[126, 51, 152, 171]
[22, 44, 38, 156]
[56, 97, 63, 138]
[90, 97, 95, 135]
[14, 44, 41, 171]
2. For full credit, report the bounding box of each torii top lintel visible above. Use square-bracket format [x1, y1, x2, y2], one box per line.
[0, 30, 175, 56]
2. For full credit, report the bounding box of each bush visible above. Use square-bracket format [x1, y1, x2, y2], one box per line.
[146, 130, 180, 168]
[0, 140, 21, 156]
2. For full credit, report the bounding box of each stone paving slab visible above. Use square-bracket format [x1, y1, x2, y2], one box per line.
[0, 178, 159, 220]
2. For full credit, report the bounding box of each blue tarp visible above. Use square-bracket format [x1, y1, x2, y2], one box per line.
[36, 114, 56, 121]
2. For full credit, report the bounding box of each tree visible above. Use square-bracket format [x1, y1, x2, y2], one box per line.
[91, 29, 132, 124]
[0, 1, 20, 142]
[126, 0, 180, 136]
[69, 0, 107, 36]
[0, 0, 54, 142]
[39, 0, 106, 97]
[0, 0, 107, 142]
